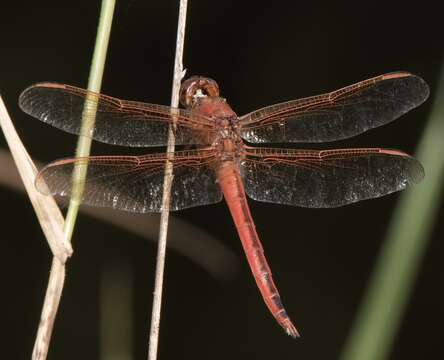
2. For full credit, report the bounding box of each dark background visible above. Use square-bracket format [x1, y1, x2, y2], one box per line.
[1, 0, 443, 359]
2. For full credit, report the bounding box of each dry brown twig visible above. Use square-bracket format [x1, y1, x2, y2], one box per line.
[0, 97, 70, 360]
[148, 1, 189, 359]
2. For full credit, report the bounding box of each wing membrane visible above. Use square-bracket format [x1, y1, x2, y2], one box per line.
[240, 72, 429, 143]
[19, 83, 215, 147]
[36, 148, 222, 212]
[242, 147, 424, 207]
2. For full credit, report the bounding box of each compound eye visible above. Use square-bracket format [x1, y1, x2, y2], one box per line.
[202, 79, 219, 98]
[179, 76, 220, 107]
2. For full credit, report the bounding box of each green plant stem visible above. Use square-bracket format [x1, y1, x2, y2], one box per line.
[30, 2, 116, 359]
[64, 0, 116, 241]
[340, 66, 444, 360]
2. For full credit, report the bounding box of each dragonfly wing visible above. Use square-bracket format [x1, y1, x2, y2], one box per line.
[239, 72, 429, 143]
[36, 148, 222, 212]
[241, 147, 424, 208]
[19, 83, 215, 147]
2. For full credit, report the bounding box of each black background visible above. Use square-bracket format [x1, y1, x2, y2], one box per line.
[1, 0, 443, 359]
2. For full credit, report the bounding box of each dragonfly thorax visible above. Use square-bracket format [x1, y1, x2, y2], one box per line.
[192, 96, 236, 119]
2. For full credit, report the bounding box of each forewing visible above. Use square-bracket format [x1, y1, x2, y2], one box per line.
[36, 148, 222, 212]
[240, 72, 429, 143]
[19, 83, 215, 147]
[242, 147, 424, 208]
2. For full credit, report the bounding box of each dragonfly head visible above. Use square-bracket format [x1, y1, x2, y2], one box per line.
[180, 76, 220, 108]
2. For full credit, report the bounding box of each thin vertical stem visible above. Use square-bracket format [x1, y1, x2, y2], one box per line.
[31, 258, 66, 360]
[31, 1, 116, 359]
[64, 0, 116, 241]
[340, 66, 444, 360]
[147, 1, 188, 359]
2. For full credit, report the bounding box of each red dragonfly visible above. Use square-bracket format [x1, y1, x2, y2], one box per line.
[19, 71, 428, 337]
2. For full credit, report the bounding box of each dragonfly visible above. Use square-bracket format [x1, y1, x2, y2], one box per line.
[19, 71, 429, 337]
